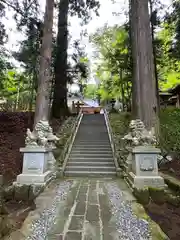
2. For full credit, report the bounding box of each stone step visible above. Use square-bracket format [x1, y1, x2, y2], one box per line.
[65, 166, 116, 172]
[77, 130, 108, 133]
[75, 137, 109, 140]
[66, 162, 115, 166]
[70, 150, 112, 154]
[64, 171, 117, 177]
[75, 140, 110, 142]
[63, 114, 116, 177]
[72, 144, 111, 147]
[70, 153, 113, 158]
[71, 146, 112, 150]
[75, 140, 110, 143]
[68, 157, 114, 162]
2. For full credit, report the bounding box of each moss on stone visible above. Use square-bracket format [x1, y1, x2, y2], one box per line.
[0, 216, 14, 237]
[133, 187, 150, 205]
[149, 187, 165, 205]
[165, 193, 180, 207]
[132, 202, 168, 240]
[163, 174, 180, 194]
[14, 185, 29, 201]
[29, 185, 44, 201]
[4, 185, 14, 201]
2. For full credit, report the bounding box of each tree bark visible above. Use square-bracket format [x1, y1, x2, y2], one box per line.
[130, 0, 142, 119]
[33, 0, 54, 128]
[130, 0, 158, 130]
[51, 0, 69, 118]
[149, 0, 160, 115]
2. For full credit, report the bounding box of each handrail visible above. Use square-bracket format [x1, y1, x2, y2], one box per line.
[61, 110, 83, 174]
[104, 109, 121, 176]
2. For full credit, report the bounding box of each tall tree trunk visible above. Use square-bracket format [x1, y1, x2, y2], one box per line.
[33, 0, 54, 128]
[51, 0, 69, 119]
[149, 0, 160, 115]
[119, 69, 125, 111]
[130, 0, 142, 119]
[130, 0, 158, 130]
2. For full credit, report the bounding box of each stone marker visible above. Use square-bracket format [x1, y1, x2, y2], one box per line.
[15, 147, 52, 185]
[130, 146, 164, 188]
[15, 120, 59, 186]
[122, 119, 165, 189]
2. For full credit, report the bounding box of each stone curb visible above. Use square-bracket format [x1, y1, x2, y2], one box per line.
[132, 202, 169, 240]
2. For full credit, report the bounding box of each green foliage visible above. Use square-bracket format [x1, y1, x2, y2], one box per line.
[90, 24, 132, 108]
[83, 84, 98, 99]
[159, 108, 180, 157]
[69, 40, 89, 90]
[69, 0, 100, 24]
[0, 68, 35, 111]
[109, 112, 131, 137]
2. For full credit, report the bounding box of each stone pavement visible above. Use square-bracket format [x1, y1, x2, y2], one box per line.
[45, 179, 150, 240]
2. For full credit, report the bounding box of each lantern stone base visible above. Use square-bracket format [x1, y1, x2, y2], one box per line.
[16, 171, 52, 185]
[126, 146, 165, 189]
[15, 147, 53, 186]
[128, 172, 165, 189]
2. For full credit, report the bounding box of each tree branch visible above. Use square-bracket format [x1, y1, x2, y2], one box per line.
[0, 0, 37, 16]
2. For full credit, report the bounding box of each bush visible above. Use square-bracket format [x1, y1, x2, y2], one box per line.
[109, 112, 131, 136]
[109, 112, 131, 164]
[159, 108, 180, 158]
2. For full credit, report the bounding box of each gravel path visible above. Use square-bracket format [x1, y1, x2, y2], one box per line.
[26, 180, 73, 240]
[105, 182, 151, 240]
[25, 179, 152, 240]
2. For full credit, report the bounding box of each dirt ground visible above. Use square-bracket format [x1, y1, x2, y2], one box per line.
[160, 160, 180, 180]
[4, 200, 36, 236]
[145, 201, 180, 240]
[0, 112, 62, 184]
[0, 112, 62, 237]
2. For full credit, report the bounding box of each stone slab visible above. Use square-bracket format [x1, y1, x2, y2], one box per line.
[86, 204, 99, 222]
[65, 232, 82, 240]
[129, 172, 165, 188]
[20, 147, 50, 153]
[15, 170, 52, 185]
[132, 146, 161, 153]
[69, 215, 84, 230]
[74, 201, 86, 215]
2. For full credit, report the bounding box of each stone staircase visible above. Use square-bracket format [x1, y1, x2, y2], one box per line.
[64, 114, 117, 177]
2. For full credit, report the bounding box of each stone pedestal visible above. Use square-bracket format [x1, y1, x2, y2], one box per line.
[48, 148, 56, 171]
[128, 146, 164, 189]
[124, 152, 132, 174]
[15, 147, 52, 185]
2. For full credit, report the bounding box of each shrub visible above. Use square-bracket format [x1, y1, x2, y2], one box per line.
[159, 107, 180, 158]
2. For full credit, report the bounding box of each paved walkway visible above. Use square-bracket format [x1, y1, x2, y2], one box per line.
[39, 179, 150, 240]
[48, 179, 117, 240]
[22, 178, 164, 240]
